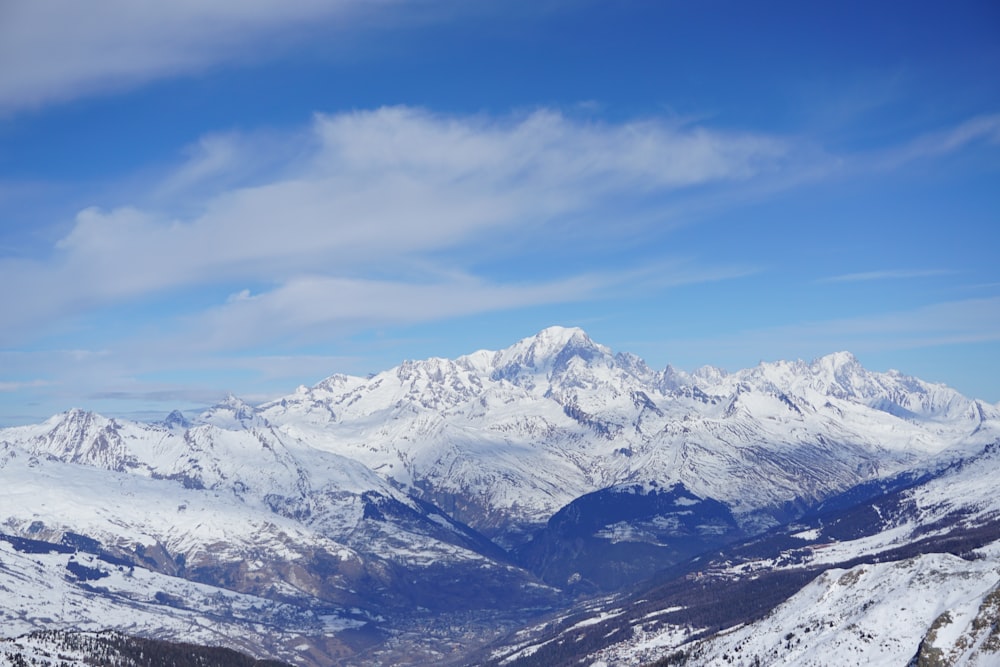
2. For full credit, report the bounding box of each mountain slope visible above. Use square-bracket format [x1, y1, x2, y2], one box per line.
[0, 406, 513, 583]
[0, 529, 359, 665]
[491, 437, 1000, 667]
[682, 550, 1000, 667]
[0, 407, 560, 665]
[514, 482, 744, 592]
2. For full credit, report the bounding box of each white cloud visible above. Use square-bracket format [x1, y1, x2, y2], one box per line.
[820, 269, 953, 283]
[312, 107, 789, 190]
[189, 274, 607, 351]
[166, 259, 757, 353]
[0, 106, 784, 346]
[907, 114, 1000, 155]
[796, 297, 1000, 344]
[156, 134, 244, 196]
[878, 113, 1000, 167]
[0, 0, 412, 112]
[0, 379, 51, 393]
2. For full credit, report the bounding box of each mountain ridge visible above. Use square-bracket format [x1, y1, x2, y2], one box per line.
[255, 327, 999, 544]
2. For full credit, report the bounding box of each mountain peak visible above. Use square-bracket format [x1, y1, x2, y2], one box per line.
[491, 326, 611, 385]
[197, 394, 267, 430]
[517, 326, 602, 359]
[509, 325, 593, 356]
[45, 407, 105, 434]
[692, 364, 728, 384]
[534, 325, 588, 342]
[813, 350, 861, 371]
[162, 409, 190, 430]
[660, 364, 692, 391]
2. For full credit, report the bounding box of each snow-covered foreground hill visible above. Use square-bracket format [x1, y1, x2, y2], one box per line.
[492, 439, 1000, 667]
[678, 440, 1000, 667]
[686, 550, 1000, 667]
[2, 326, 999, 665]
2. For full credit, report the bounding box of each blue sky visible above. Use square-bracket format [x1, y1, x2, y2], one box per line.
[1, 0, 998, 424]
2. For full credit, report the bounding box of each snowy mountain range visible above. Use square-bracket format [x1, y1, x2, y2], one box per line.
[260, 326, 997, 544]
[1, 326, 998, 665]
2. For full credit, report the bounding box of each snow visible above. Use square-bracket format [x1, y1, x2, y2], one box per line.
[564, 610, 625, 631]
[688, 552, 1000, 666]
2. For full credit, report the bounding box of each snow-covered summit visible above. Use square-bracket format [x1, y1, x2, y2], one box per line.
[196, 393, 268, 429]
[486, 326, 609, 380]
[161, 409, 190, 430]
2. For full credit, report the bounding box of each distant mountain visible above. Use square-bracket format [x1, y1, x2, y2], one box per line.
[1, 405, 512, 575]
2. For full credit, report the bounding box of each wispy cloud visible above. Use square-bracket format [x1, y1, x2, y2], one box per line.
[877, 113, 1000, 168]
[175, 258, 761, 353]
[792, 296, 1000, 346]
[188, 274, 609, 351]
[0, 107, 784, 346]
[819, 269, 954, 283]
[0, 379, 52, 393]
[0, 347, 356, 412]
[0, 0, 427, 112]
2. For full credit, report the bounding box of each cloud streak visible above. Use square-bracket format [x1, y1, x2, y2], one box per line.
[819, 269, 954, 283]
[0, 107, 785, 346]
[876, 113, 1000, 168]
[191, 274, 608, 351]
[0, 0, 418, 112]
[0, 379, 51, 393]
